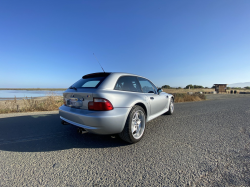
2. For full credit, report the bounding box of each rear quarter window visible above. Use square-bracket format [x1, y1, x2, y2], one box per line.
[114, 76, 142, 92]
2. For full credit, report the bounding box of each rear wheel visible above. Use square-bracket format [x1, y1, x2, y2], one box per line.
[119, 105, 146, 143]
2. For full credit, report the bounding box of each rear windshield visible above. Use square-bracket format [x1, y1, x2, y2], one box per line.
[70, 73, 109, 88]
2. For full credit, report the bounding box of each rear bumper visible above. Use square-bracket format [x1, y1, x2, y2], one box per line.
[59, 105, 131, 135]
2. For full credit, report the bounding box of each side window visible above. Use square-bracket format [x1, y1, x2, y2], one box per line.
[138, 77, 156, 94]
[151, 83, 158, 92]
[114, 76, 142, 92]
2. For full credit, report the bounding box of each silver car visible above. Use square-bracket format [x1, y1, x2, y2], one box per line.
[59, 72, 174, 143]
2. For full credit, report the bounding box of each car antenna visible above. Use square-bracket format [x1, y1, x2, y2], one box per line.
[93, 53, 105, 73]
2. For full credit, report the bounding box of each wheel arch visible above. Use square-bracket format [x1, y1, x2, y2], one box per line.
[134, 102, 148, 120]
[118, 102, 148, 143]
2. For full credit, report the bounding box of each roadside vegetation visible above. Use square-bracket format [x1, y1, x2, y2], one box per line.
[0, 94, 64, 114]
[227, 86, 250, 90]
[0, 93, 206, 114]
[173, 93, 206, 103]
[162, 84, 249, 94]
[1, 85, 248, 114]
[162, 88, 249, 94]
[162, 88, 214, 94]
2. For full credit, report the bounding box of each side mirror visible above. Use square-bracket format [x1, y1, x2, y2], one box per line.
[157, 88, 163, 95]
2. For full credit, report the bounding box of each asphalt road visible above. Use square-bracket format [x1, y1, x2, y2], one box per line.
[0, 95, 250, 186]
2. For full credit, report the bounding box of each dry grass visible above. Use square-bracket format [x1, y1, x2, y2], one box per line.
[162, 88, 207, 103]
[173, 93, 206, 103]
[0, 91, 206, 114]
[0, 94, 64, 114]
[162, 88, 248, 94]
[162, 88, 214, 94]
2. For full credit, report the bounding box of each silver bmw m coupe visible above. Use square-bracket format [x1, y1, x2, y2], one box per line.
[59, 72, 174, 143]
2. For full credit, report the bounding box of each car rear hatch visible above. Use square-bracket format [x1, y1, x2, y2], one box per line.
[63, 73, 110, 110]
[63, 89, 94, 109]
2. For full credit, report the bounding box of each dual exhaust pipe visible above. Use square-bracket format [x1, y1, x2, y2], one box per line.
[77, 127, 87, 134]
[61, 120, 87, 134]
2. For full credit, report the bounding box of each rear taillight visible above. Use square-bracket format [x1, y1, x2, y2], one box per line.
[88, 98, 113, 111]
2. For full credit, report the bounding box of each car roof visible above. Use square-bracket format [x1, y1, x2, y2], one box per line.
[87, 72, 150, 90]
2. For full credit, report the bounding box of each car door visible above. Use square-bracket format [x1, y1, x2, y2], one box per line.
[137, 77, 166, 116]
[150, 81, 169, 111]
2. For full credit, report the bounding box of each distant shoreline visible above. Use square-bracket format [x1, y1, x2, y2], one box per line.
[0, 88, 67, 91]
[0, 97, 41, 101]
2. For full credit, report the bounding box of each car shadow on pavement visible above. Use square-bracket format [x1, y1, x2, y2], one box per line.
[0, 113, 129, 152]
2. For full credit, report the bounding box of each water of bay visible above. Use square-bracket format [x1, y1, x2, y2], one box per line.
[0, 90, 64, 100]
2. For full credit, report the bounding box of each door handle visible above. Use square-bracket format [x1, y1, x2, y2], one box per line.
[150, 97, 154, 100]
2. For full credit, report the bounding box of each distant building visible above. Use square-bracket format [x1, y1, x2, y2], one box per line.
[214, 84, 227, 93]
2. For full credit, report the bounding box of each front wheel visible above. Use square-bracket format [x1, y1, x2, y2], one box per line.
[119, 105, 146, 143]
[166, 98, 174, 115]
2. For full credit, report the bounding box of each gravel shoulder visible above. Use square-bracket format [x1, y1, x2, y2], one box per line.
[206, 93, 250, 100]
[0, 96, 250, 186]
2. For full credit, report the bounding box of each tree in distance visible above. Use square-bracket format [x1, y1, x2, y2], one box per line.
[231, 87, 242, 89]
[162, 85, 171, 89]
[185, 84, 193, 89]
[185, 84, 204, 89]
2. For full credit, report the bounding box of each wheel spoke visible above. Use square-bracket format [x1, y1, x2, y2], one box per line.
[132, 123, 135, 133]
[132, 119, 136, 124]
[132, 115, 137, 121]
[135, 112, 139, 120]
[138, 113, 141, 120]
[136, 126, 140, 136]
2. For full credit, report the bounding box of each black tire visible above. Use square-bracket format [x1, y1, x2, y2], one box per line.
[166, 98, 174, 115]
[119, 105, 146, 144]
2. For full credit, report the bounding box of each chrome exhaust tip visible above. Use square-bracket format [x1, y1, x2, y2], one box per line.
[77, 127, 87, 134]
[61, 120, 69, 125]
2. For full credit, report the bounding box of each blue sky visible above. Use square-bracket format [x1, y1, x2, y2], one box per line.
[0, 0, 250, 88]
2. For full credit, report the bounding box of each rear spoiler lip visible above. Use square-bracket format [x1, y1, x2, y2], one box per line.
[82, 72, 111, 79]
